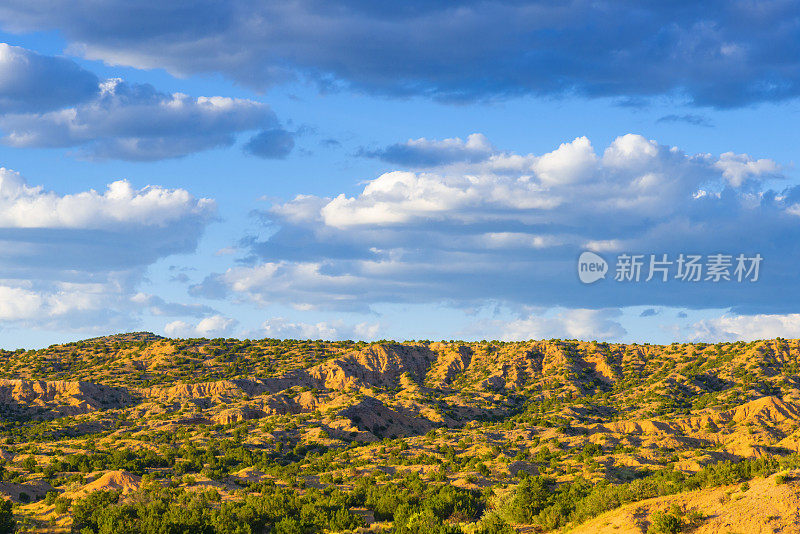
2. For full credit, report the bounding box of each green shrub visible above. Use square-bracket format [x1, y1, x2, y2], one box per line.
[474, 513, 515, 534]
[0, 499, 13, 534]
[684, 508, 705, 528]
[54, 497, 71, 515]
[647, 507, 682, 534]
[21, 457, 36, 473]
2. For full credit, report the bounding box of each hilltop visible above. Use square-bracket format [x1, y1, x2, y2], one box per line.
[2, 334, 800, 532]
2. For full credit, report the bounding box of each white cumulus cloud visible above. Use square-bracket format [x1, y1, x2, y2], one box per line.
[0, 166, 215, 330]
[196, 133, 788, 318]
[260, 317, 380, 340]
[691, 314, 800, 342]
[714, 152, 780, 187]
[0, 168, 213, 228]
[465, 309, 626, 342]
[164, 315, 238, 338]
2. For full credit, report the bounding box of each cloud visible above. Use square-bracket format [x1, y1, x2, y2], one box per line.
[0, 168, 213, 229]
[0, 280, 131, 328]
[130, 293, 216, 318]
[195, 133, 795, 316]
[320, 138, 342, 148]
[164, 315, 380, 340]
[640, 308, 660, 317]
[2, 3, 800, 106]
[691, 313, 800, 342]
[360, 133, 494, 167]
[214, 247, 238, 257]
[0, 43, 99, 113]
[0, 285, 43, 321]
[714, 152, 781, 187]
[533, 136, 597, 186]
[466, 309, 626, 342]
[259, 317, 380, 340]
[164, 315, 238, 338]
[656, 114, 713, 127]
[243, 128, 295, 159]
[0, 76, 277, 160]
[0, 167, 215, 330]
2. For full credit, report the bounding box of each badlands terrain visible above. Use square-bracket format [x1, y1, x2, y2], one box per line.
[1, 334, 800, 532]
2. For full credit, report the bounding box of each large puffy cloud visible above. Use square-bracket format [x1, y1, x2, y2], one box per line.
[195, 133, 797, 315]
[0, 168, 213, 229]
[318, 134, 724, 229]
[0, 167, 215, 330]
[1, 2, 800, 106]
[0, 168, 215, 275]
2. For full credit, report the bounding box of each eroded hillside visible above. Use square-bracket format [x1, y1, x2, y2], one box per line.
[2, 334, 800, 532]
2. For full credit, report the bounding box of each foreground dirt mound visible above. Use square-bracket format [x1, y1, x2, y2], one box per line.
[0, 379, 132, 417]
[569, 471, 800, 534]
[77, 471, 141, 496]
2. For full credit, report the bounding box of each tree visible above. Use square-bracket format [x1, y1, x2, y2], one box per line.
[475, 513, 515, 534]
[507, 476, 551, 523]
[0, 499, 14, 534]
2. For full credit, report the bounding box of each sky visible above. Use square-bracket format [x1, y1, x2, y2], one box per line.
[1, 1, 800, 348]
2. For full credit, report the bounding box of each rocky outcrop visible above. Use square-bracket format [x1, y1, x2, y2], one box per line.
[341, 396, 433, 437]
[307, 344, 436, 390]
[213, 406, 266, 425]
[427, 343, 472, 386]
[0, 379, 132, 417]
[140, 379, 272, 401]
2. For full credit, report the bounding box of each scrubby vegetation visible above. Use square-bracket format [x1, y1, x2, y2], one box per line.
[0, 499, 13, 534]
[2, 334, 800, 532]
[503, 455, 799, 529]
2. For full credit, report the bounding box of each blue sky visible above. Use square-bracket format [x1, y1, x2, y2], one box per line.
[1, 1, 800, 348]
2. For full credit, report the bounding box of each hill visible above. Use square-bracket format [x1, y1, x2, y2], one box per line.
[2, 335, 800, 532]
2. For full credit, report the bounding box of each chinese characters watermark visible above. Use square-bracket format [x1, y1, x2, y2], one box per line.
[578, 252, 762, 284]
